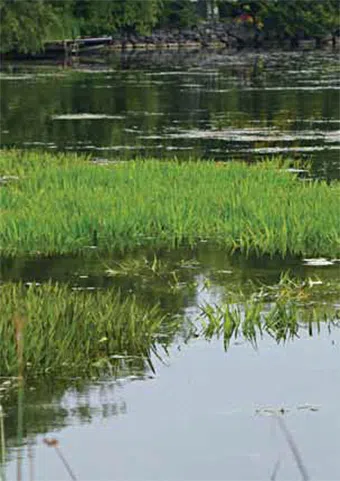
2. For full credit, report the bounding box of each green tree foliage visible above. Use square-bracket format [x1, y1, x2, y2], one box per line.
[218, 0, 340, 41]
[0, 0, 163, 53]
[74, 0, 163, 36]
[0, 0, 339, 53]
[0, 0, 61, 53]
[158, 0, 199, 27]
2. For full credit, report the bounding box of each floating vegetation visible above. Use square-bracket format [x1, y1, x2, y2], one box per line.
[103, 254, 200, 298]
[154, 128, 340, 143]
[51, 113, 125, 120]
[0, 150, 339, 257]
[104, 255, 177, 279]
[0, 282, 174, 378]
[240, 146, 340, 155]
[303, 258, 335, 266]
[199, 274, 340, 350]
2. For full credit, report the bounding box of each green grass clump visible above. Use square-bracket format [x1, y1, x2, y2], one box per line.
[0, 282, 166, 378]
[1, 150, 339, 256]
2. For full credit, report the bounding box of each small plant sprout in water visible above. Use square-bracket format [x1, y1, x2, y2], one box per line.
[199, 273, 340, 349]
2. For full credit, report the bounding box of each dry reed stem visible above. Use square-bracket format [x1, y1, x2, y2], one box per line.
[43, 438, 77, 480]
[0, 404, 5, 481]
[275, 414, 310, 481]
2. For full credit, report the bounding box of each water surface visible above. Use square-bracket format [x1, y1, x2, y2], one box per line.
[1, 48, 340, 479]
[2, 247, 340, 480]
[1, 49, 339, 179]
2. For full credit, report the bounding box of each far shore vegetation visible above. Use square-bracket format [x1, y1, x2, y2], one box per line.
[1, 150, 339, 257]
[0, 0, 339, 54]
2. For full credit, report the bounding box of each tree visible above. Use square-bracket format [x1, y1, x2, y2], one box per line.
[0, 0, 62, 53]
[73, 0, 163, 36]
[158, 0, 199, 28]
[217, 0, 340, 44]
[1, 0, 339, 54]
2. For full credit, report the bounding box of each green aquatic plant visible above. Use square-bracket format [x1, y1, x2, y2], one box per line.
[0, 150, 339, 257]
[105, 254, 170, 278]
[200, 274, 340, 349]
[0, 282, 171, 378]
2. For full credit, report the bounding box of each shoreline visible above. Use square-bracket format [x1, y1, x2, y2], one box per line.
[2, 22, 339, 61]
[2, 41, 338, 63]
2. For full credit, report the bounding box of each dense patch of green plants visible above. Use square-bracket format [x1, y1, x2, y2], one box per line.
[1, 272, 337, 379]
[0, 281, 170, 378]
[1, 150, 339, 257]
[0, 0, 164, 53]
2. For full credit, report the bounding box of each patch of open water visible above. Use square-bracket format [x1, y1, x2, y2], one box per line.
[1, 247, 340, 479]
[1, 49, 339, 179]
[3, 297, 340, 480]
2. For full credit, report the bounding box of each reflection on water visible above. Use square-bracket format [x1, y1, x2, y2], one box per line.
[1, 246, 340, 479]
[2, 246, 340, 310]
[2, 322, 340, 480]
[1, 49, 339, 179]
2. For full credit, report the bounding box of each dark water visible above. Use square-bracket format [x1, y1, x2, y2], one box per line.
[1, 49, 340, 179]
[2, 245, 340, 312]
[1, 49, 340, 479]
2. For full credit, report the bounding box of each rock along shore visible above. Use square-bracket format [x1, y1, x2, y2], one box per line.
[108, 22, 339, 51]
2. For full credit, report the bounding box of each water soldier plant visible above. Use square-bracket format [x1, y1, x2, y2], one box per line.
[199, 273, 340, 350]
[0, 150, 339, 257]
[0, 282, 171, 378]
[0, 273, 338, 479]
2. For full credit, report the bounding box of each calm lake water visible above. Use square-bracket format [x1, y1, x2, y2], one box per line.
[2, 247, 340, 480]
[1, 49, 340, 480]
[1, 48, 340, 178]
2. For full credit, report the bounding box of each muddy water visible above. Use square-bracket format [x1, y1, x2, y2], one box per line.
[1, 49, 339, 179]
